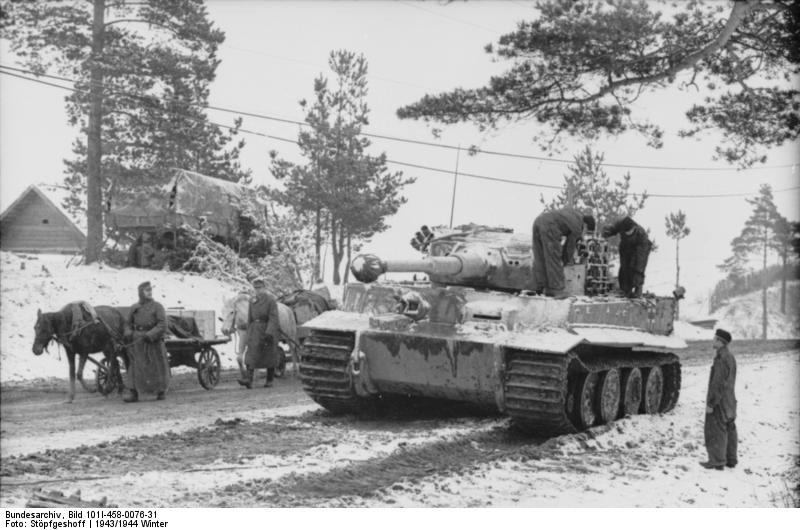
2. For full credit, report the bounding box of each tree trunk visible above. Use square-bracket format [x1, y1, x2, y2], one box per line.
[330, 217, 345, 285]
[761, 227, 768, 340]
[85, 0, 106, 264]
[675, 239, 681, 319]
[780, 250, 787, 314]
[344, 232, 352, 284]
[313, 207, 322, 282]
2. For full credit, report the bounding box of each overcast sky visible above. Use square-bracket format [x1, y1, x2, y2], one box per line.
[1, 1, 798, 306]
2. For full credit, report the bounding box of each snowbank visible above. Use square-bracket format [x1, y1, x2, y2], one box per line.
[672, 321, 715, 341]
[710, 281, 799, 340]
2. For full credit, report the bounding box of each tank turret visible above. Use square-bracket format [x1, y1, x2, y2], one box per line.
[351, 226, 613, 295]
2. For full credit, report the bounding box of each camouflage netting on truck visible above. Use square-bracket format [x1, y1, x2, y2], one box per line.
[107, 168, 267, 241]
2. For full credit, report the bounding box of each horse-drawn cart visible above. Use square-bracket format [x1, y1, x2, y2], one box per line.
[93, 308, 228, 394]
[164, 309, 227, 390]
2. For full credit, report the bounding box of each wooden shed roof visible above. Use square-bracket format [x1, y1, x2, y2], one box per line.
[0, 184, 86, 240]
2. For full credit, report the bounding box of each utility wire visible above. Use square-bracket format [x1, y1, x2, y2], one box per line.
[2, 63, 795, 173]
[2, 68, 798, 200]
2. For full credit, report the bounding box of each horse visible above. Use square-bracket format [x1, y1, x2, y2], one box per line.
[221, 293, 299, 377]
[32, 303, 129, 403]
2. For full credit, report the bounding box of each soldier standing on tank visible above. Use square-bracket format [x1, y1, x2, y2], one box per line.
[239, 279, 280, 389]
[531, 208, 595, 299]
[701, 329, 738, 470]
[602, 216, 652, 297]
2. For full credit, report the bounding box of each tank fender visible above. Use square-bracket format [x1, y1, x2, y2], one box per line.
[494, 326, 584, 354]
[298, 309, 372, 334]
[570, 325, 687, 350]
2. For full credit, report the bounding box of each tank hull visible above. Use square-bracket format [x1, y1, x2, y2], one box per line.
[300, 283, 684, 433]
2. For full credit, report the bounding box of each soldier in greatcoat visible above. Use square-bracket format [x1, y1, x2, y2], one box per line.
[701, 328, 738, 470]
[239, 279, 280, 389]
[123, 281, 170, 402]
[531, 208, 595, 298]
[602, 216, 652, 297]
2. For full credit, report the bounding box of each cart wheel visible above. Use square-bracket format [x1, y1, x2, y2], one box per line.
[197, 347, 221, 390]
[275, 346, 287, 379]
[95, 358, 120, 396]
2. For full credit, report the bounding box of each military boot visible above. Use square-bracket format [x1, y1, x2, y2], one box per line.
[264, 368, 275, 388]
[238, 368, 254, 389]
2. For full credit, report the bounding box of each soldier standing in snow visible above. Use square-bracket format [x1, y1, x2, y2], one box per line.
[238, 279, 280, 389]
[123, 281, 170, 402]
[601, 216, 652, 297]
[531, 208, 595, 299]
[700, 329, 738, 470]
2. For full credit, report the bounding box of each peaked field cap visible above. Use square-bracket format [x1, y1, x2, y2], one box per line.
[620, 216, 636, 232]
[138, 281, 152, 291]
[252, 279, 265, 287]
[715, 328, 732, 344]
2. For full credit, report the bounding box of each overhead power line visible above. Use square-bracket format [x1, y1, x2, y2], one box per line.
[1, 63, 795, 173]
[2, 68, 798, 200]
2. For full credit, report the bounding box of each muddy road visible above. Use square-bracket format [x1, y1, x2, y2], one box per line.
[1, 340, 798, 508]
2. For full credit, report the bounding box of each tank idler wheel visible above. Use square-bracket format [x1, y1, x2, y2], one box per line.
[619, 367, 643, 417]
[596, 368, 621, 424]
[577, 372, 599, 429]
[641, 366, 664, 415]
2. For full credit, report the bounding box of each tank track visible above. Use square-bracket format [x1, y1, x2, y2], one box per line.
[504, 350, 577, 435]
[504, 348, 681, 435]
[299, 329, 360, 413]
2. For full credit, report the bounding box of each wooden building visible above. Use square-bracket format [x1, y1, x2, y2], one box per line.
[0, 185, 86, 253]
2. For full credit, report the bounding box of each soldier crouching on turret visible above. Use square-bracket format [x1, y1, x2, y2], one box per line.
[531, 208, 596, 299]
[602, 216, 652, 298]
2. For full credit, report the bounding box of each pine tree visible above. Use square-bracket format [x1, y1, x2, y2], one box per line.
[540, 146, 650, 258]
[2, 0, 249, 263]
[773, 215, 800, 314]
[270, 50, 413, 284]
[722, 184, 782, 339]
[397, 0, 799, 168]
[665, 210, 691, 318]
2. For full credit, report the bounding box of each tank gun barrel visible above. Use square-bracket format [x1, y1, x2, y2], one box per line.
[351, 252, 489, 283]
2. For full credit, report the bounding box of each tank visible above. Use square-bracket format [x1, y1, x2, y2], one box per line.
[299, 226, 685, 434]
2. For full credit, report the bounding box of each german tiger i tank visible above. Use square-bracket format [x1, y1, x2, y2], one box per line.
[299, 226, 685, 434]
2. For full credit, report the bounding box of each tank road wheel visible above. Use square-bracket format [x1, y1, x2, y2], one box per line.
[597, 369, 621, 424]
[619, 367, 643, 417]
[95, 358, 119, 396]
[197, 347, 221, 390]
[641, 366, 664, 414]
[576, 372, 599, 429]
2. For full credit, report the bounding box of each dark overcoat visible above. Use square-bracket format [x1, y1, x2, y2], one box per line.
[127, 299, 170, 394]
[605, 219, 652, 296]
[704, 344, 738, 467]
[532, 208, 584, 292]
[245, 292, 280, 369]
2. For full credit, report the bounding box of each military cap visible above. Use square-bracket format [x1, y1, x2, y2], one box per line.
[252, 279, 266, 288]
[619, 216, 636, 232]
[715, 328, 732, 344]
